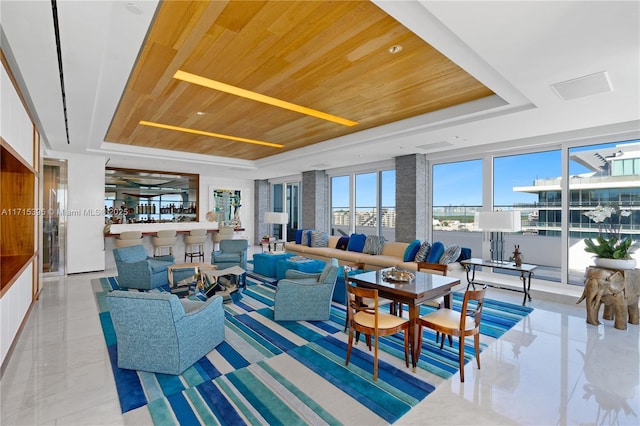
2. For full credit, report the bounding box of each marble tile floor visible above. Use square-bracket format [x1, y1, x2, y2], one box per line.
[1, 270, 639, 425]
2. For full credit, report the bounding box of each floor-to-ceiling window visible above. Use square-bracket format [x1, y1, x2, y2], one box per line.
[432, 159, 483, 255]
[330, 166, 395, 240]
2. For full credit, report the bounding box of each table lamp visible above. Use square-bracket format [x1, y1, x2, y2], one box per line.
[475, 210, 522, 263]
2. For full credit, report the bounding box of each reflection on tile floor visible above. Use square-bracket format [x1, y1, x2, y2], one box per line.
[1, 271, 638, 425]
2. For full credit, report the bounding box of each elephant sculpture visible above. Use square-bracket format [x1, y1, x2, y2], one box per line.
[577, 267, 640, 330]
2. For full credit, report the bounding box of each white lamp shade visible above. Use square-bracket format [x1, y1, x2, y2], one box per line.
[264, 212, 289, 224]
[475, 211, 522, 232]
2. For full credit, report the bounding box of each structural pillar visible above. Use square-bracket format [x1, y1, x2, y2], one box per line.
[395, 154, 427, 242]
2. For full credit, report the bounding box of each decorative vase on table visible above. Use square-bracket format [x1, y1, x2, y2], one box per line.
[593, 257, 637, 270]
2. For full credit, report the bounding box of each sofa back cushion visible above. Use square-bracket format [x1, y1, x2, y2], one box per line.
[414, 241, 431, 262]
[335, 235, 349, 250]
[380, 241, 410, 258]
[363, 235, 386, 255]
[347, 233, 367, 252]
[403, 240, 421, 261]
[426, 241, 445, 263]
[310, 230, 329, 247]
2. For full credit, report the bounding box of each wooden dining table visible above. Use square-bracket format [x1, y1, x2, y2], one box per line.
[348, 268, 460, 369]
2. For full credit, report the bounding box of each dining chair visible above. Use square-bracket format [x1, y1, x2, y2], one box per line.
[345, 284, 410, 381]
[417, 286, 486, 382]
[342, 264, 393, 332]
[417, 262, 449, 344]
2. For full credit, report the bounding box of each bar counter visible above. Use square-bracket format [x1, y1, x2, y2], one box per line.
[104, 222, 246, 271]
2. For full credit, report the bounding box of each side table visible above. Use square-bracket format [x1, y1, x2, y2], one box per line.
[276, 257, 325, 280]
[460, 258, 537, 306]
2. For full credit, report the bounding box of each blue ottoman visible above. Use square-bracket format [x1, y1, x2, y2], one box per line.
[252, 252, 295, 278]
[276, 257, 325, 280]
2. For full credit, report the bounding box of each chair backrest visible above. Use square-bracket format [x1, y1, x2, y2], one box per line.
[113, 245, 148, 263]
[156, 229, 177, 238]
[417, 262, 448, 276]
[459, 287, 486, 331]
[118, 231, 142, 240]
[106, 291, 184, 337]
[318, 258, 339, 284]
[189, 228, 207, 237]
[219, 239, 248, 253]
[347, 284, 380, 328]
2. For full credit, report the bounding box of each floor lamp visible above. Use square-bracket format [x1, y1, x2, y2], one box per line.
[475, 211, 522, 263]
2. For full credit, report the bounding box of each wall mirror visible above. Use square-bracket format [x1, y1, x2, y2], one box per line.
[105, 168, 199, 223]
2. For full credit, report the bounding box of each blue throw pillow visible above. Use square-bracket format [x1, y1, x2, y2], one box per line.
[336, 236, 350, 250]
[347, 233, 367, 252]
[426, 241, 445, 263]
[457, 247, 472, 262]
[295, 229, 304, 244]
[403, 240, 421, 262]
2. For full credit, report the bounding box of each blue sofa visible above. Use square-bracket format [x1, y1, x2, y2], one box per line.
[113, 245, 174, 289]
[106, 291, 225, 375]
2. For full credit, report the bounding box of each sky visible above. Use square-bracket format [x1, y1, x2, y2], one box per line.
[332, 140, 639, 208]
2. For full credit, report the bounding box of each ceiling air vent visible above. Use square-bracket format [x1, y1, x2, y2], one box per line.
[550, 71, 612, 101]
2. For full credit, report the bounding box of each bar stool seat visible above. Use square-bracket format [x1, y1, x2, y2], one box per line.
[184, 229, 207, 262]
[152, 230, 177, 257]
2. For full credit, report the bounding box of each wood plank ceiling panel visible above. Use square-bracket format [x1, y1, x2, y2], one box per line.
[105, 0, 495, 160]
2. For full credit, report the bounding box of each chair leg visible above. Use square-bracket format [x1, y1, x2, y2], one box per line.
[459, 336, 465, 382]
[373, 334, 379, 381]
[475, 333, 481, 370]
[345, 328, 354, 366]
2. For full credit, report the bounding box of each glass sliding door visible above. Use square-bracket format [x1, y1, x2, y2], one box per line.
[331, 175, 350, 236]
[42, 159, 67, 275]
[285, 182, 299, 241]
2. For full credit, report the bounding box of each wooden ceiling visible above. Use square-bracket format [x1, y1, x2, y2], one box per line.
[105, 0, 494, 161]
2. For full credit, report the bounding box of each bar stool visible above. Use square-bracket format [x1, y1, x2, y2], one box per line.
[152, 230, 177, 257]
[114, 231, 143, 248]
[212, 226, 234, 251]
[184, 228, 207, 262]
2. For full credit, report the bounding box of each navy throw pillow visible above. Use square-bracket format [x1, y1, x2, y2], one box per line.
[426, 241, 445, 263]
[403, 240, 421, 262]
[347, 233, 367, 252]
[457, 247, 472, 262]
[295, 229, 304, 244]
[336, 236, 350, 250]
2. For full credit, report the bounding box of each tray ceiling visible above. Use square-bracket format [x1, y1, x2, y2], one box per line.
[105, 0, 494, 161]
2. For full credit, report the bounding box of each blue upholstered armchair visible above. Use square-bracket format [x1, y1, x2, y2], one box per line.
[113, 245, 174, 289]
[211, 239, 248, 270]
[106, 291, 225, 375]
[274, 258, 339, 321]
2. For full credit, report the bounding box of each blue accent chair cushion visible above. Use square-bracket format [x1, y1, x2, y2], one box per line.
[404, 239, 422, 261]
[106, 291, 225, 375]
[274, 258, 339, 321]
[347, 233, 367, 252]
[426, 241, 445, 263]
[113, 245, 174, 289]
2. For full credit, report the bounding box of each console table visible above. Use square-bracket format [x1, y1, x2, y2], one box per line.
[460, 258, 537, 306]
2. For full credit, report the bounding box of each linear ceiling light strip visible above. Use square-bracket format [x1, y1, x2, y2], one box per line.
[173, 70, 358, 127]
[138, 120, 284, 148]
[51, 0, 71, 144]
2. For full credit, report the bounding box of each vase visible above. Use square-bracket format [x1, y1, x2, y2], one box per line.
[593, 257, 637, 270]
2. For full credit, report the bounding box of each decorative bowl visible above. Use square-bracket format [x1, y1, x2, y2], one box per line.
[382, 268, 415, 283]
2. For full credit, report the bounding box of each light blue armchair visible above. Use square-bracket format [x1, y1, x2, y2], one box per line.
[274, 258, 339, 321]
[106, 291, 225, 375]
[113, 245, 174, 289]
[211, 239, 248, 270]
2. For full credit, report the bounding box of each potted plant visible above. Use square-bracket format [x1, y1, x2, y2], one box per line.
[583, 204, 639, 269]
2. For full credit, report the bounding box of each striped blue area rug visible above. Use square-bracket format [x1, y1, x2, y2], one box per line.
[93, 275, 532, 424]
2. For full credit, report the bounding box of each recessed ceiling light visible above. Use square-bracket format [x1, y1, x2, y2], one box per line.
[173, 70, 358, 127]
[125, 2, 144, 15]
[196, 111, 206, 116]
[388, 45, 403, 54]
[139, 120, 284, 148]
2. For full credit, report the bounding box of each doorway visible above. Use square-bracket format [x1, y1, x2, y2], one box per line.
[42, 159, 67, 275]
